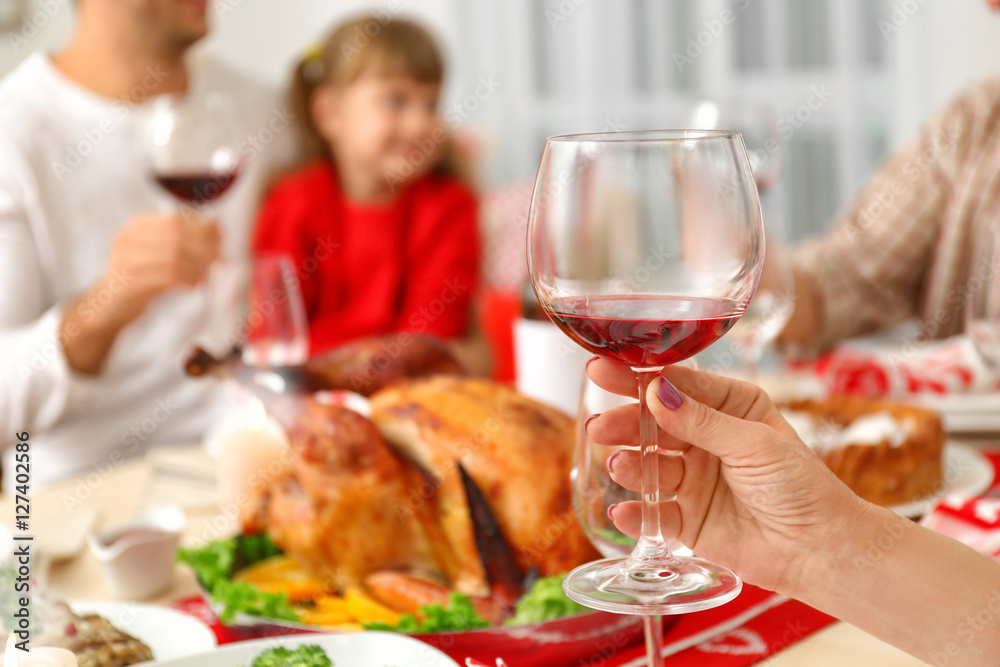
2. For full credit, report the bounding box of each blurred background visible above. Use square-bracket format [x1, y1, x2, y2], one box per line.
[1, 0, 998, 242]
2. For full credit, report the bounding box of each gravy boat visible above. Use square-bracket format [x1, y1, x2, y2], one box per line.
[87, 504, 186, 599]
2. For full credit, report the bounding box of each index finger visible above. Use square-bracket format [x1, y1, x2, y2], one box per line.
[588, 358, 785, 429]
[585, 357, 639, 398]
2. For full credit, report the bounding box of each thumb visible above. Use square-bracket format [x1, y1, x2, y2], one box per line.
[646, 375, 766, 463]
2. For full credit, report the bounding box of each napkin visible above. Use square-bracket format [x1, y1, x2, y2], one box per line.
[922, 451, 1000, 563]
[816, 332, 999, 397]
[922, 451, 1000, 561]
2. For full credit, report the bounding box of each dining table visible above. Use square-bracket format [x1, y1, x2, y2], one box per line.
[8, 434, 999, 667]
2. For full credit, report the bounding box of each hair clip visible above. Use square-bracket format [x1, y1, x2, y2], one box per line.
[302, 44, 324, 82]
[303, 44, 323, 64]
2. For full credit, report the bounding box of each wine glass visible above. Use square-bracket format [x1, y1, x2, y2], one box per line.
[145, 92, 244, 359]
[574, 376, 638, 553]
[241, 254, 309, 369]
[205, 254, 308, 431]
[965, 218, 1000, 375]
[145, 92, 242, 210]
[727, 219, 795, 379]
[572, 363, 694, 667]
[686, 100, 790, 378]
[688, 98, 781, 195]
[574, 372, 663, 666]
[527, 129, 764, 614]
[573, 361, 698, 560]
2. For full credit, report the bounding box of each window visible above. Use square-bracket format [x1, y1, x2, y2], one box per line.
[452, 0, 893, 242]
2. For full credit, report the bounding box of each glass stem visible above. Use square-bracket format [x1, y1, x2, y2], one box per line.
[631, 369, 669, 564]
[643, 616, 664, 667]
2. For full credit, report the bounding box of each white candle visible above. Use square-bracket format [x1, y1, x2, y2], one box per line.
[2, 637, 77, 667]
[212, 398, 291, 508]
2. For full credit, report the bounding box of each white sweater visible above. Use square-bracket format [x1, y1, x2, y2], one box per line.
[0, 52, 293, 488]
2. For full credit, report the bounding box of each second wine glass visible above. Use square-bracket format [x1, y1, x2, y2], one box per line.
[146, 92, 242, 209]
[144, 92, 245, 359]
[728, 218, 795, 379]
[242, 254, 309, 369]
[573, 366, 693, 667]
[528, 129, 764, 614]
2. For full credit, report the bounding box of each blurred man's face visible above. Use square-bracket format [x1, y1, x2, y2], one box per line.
[126, 0, 210, 54]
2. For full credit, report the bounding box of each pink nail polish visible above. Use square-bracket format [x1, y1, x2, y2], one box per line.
[605, 450, 620, 475]
[607, 503, 619, 521]
[656, 377, 683, 409]
[583, 413, 600, 432]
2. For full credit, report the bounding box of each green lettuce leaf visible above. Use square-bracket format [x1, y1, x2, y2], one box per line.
[361, 593, 489, 633]
[504, 574, 587, 626]
[176, 536, 299, 625]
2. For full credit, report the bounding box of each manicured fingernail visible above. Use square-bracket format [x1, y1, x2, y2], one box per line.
[656, 377, 683, 409]
[585, 355, 600, 372]
[583, 413, 600, 432]
[607, 503, 619, 521]
[605, 450, 620, 475]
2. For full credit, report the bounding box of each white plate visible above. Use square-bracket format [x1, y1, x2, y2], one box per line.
[938, 411, 1000, 434]
[890, 443, 995, 518]
[918, 393, 1000, 414]
[911, 393, 1000, 433]
[150, 632, 461, 667]
[68, 600, 216, 662]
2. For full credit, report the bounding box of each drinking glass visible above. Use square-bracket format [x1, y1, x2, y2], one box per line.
[572, 365, 693, 667]
[727, 220, 795, 378]
[528, 129, 764, 614]
[145, 92, 242, 209]
[688, 98, 781, 194]
[144, 92, 244, 358]
[241, 255, 309, 369]
[966, 218, 1000, 374]
[573, 376, 638, 559]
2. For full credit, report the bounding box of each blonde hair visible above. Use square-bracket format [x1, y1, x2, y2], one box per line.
[291, 16, 472, 187]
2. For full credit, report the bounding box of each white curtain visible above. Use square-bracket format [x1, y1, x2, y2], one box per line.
[452, 0, 895, 243]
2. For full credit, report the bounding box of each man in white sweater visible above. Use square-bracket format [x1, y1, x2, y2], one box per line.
[0, 0, 291, 487]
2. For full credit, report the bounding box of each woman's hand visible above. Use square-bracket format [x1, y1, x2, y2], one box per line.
[585, 358, 869, 596]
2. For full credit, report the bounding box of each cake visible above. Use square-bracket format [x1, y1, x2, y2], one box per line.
[782, 398, 946, 507]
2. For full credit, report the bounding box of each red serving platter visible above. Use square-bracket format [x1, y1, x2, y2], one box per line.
[199, 585, 671, 665]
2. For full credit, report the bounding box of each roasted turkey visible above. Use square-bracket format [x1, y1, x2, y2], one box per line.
[241, 377, 599, 601]
[305, 334, 465, 396]
[370, 377, 600, 583]
[241, 401, 442, 588]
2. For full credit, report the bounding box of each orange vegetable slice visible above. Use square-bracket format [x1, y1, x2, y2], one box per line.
[233, 556, 330, 603]
[343, 585, 401, 625]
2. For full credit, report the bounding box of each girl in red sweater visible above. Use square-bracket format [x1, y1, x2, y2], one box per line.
[253, 17, 480, 357]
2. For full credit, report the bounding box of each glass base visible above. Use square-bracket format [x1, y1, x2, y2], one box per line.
[563, 556, 742, 615]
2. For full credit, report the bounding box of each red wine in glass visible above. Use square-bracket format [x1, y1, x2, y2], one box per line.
[154, 169, 240, 204]
[546, 295, 742, 368]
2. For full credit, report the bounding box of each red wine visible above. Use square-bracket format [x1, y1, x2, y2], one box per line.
[546, 295, 742, 367]
[154, 170, 239, 203]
